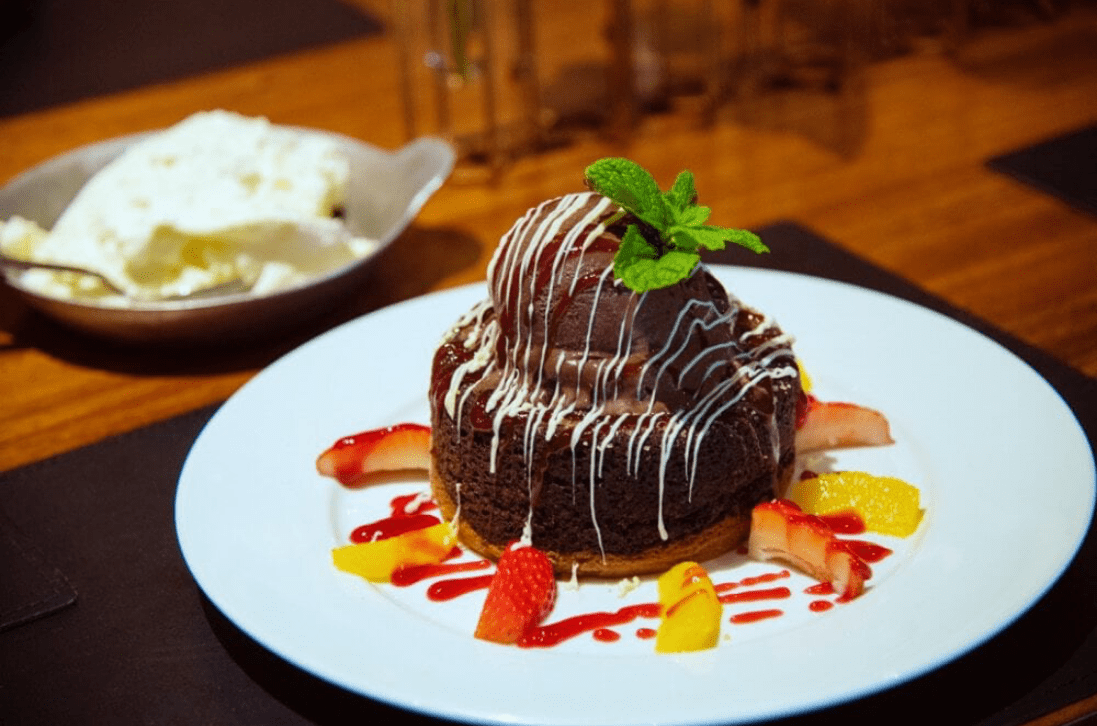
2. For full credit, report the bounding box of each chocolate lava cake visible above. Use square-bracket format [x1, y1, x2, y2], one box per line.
[429, 191, 801, 577]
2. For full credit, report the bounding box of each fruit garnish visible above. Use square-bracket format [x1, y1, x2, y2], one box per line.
[583, 158, 767, 292]
[475, 543, 557, 644]
[655, 561, 722, 653]
[796, 359, 813, 392]
[748, 500, 871, 601]
[332, 520, 457, 583]
[316, 423, 430, 486]
[795, 395, 894, 453]
[787, 471, 924, 537]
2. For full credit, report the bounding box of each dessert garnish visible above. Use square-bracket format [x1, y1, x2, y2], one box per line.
[316, 422, 431, 486]
[316, 379, 920, 647]
[583, 157, 768, 291]
[319, 459, 917, 648]
[795, 394, 894, 453]
[787, 471, 924, 537]
[474, 543, 558, 644]
[655, 562, 722, 653]
[329, 484, 458, 583]
[311, 158, 928, 651]
[332, 520, 457, 583]
[748, 500, 872, 602]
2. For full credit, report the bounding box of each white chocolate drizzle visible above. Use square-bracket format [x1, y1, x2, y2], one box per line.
[438, 192, 796, 562]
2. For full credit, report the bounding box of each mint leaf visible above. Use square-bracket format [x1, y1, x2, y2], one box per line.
[708, 227, 768, 254]
[584, 157, 767, 292]
[615, 235, 700, 291]
[665, 170, 696, 210]
[585, 157, 666, 228]
[613, 225, 657, 272]
[670, 227, 724, 253]
[674, 204, 710, 227]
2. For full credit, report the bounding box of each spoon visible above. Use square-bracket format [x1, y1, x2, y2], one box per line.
[0, 252, 249, 300]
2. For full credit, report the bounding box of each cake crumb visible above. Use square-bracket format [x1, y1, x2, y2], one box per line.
[616, 576, 641, 597]
[562, 562, 581, 591]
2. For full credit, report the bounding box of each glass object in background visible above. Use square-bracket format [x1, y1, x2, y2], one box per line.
[639, 0, 723, 107]
[689, 0, 873, 157]
[392, 0, 542, 179]
[534, 0, 639, 141]
[393, 0, 668, 180]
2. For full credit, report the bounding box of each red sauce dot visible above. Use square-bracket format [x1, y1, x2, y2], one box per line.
[731, 609, 783, 624]
[392, 558, 491, 587]
[389, 492, 437, 516]
[809, 600, 834, 612]
[719, 586, 791, 605]
[636, 628, 657, 639]
[819, 510, 865, 534]
[426, 574, 493, 602]
[350, 513, 440, 543]
[804, 582, 835, 596]
[593, 628, 620, 642]
[740, 570, 790, 586]
[843, 540, 893, 563]
[518, 603, 661, 648]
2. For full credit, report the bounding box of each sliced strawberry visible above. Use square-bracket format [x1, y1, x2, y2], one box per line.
[796, 395, 894, 454]
[475, 542, 557, 644]
[316, 423, 431, 487]
[826, 544, 871, 602]
[748, 500, 871, 601]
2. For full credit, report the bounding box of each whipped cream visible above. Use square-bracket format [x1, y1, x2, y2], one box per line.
[0, 110, 378, 302]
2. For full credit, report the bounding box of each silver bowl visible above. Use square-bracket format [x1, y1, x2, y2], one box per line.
[0, 128, 455, 344]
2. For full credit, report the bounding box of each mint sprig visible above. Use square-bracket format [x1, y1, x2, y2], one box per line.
[584, 157, 768, 292]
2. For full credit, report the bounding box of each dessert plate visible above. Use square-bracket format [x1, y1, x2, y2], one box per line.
[175, 268, 1095, 726]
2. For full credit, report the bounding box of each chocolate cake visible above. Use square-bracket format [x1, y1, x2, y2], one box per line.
[429, 191, 801, 577]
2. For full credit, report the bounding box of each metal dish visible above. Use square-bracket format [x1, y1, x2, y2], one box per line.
[0, 128, 455, 344]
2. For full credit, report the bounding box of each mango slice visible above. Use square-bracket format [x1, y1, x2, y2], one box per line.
[655, 561, 722, 653]
[797, 359, 813, 392]
[332, 521, 456, 582]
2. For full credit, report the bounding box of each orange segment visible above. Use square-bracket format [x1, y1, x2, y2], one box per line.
[787, 471, 924, 537]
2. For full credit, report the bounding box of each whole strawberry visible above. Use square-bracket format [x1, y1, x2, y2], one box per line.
[474, 542, 557, 644]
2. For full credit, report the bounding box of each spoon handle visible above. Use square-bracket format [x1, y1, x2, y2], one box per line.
[0, 252, 126, 294]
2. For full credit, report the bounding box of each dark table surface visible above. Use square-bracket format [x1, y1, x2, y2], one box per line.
[2, 222, 1093, 726]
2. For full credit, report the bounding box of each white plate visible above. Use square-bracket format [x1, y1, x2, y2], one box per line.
[175, 267, 1095, 725]
[0, 128, 454, 344]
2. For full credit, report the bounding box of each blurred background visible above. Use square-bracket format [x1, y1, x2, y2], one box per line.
[0, 0, 1094, 465]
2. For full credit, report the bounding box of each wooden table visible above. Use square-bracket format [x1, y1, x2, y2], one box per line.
[1, 2, 1095, 723]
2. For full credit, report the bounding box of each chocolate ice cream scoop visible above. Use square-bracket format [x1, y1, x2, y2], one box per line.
[486, 191, 771, 412]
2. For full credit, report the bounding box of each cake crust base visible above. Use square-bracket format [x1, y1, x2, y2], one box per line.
[430, 465, 785, 579]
